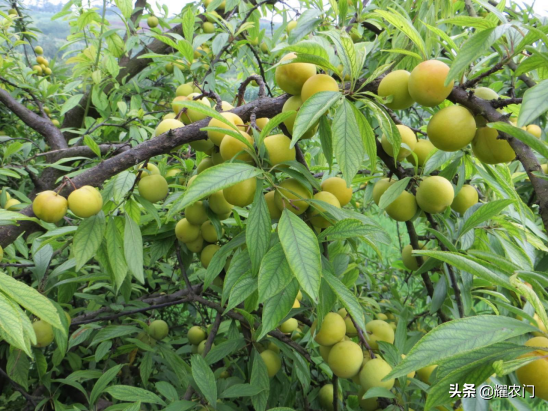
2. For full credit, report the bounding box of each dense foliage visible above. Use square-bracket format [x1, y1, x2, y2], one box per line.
[0, 0, 548, 410]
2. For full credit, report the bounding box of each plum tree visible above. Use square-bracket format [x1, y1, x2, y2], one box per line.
[223, 178, 256, 207]
[427, 106, 476, 151]
[416, 176, 454, 214]
[300, 74, 340, 102]
[33, 191, 68, 223]
[378, 70, 414, 110]
[275, 53, 316, 96]
[327, 340, 363, 378]
[68, 186, 103, 218]
[451, 184, 479, 214]
[138, 175, 168, 203]
[408, 60, 454, 107]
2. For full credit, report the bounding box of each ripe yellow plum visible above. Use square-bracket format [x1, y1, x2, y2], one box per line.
[385, 191, 417, 222]
[32, 320, 54, 347]
[274, 178, 312, 215]
[209, 191, 234, 215]
[219, 131, 254, 162]
[260, 349, 282, 377]
[68, 186, 103, 218]
[416, 176, 454, 214]
[309, 191, 340, 228]
[327, 340, 363, 378]
[472, 127, 516, 164]
[427, 106, 476, 152]
[197, 157, 214, 174]
[4, 198, 20, 210]
[176, 82, 196, 97]
[264, 134, 296, 166]
[275, 53, 316, 96]
[516, 337, 548, 400]
[175, 218, 201, 243]
[155, 119, 184, 137]
[364, 320, 395, 350]
[451, 184, 478, 214]
[138, 175, 168, 203]
[301, 74, 339, 102]
[188, 326, 207, 345]
[256, 117, 269, 130]
[408, 60, 454, 107]
[526, 124, 542, 138]
[33, 191, 68, 223]
[221, 101, 234, 111]
[417, 364, 437, 384]
[201, 244, 221, 268]
[407, 139, 436, 166]
[378, 70, 414, 110]
[182, 93, 211, 124]
[381, 124, 417, 160]
[279, 318, 298, 334]
[402, 243, 428, 271]
[282, 95, 318, 139]
[149, 319, 169, 340]
[265, 191, 282, 219]
[286, 20, 297, 33]
[321, 177, 352, 206]
[337, 308, 357, 337]
[208, 112, 244, 146]
[137, 163, 160, 179]
[372, 178, 393, 205]
[34, 46, 43, 55]
[359, 358, 395, 391]
[223, 178, 257, 207]
[313, 312, 346, 346]
[185, 201, 209, 225]
[318, 384, 334, 411]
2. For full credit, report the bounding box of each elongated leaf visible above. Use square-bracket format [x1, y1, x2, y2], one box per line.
[221, 383, 264, 398]
[458, 199, 513, 237]
[278, 210, 321, 302]
[251, 350, 270, 411]
[205, 338, 246, 365]
[374, 9, 427, 58]
[73, 212, 106, 271]
[105, 385, 165, 405]
[170, 164, 262, 218]
[378, 178, 411, 210]
[191, 355, 217, 407]
[332, 99, 364, 185]
[205, 231, 246, 289]
[258, 278, 298, 340]
[0, 294, 27, 355]
[386, 315, 537, 379]
[60, 94, 84, 116]
[318, 116, 333, 170]
[124, 214, 144, 284]
[105, 217, 127, 290]
[90, 364, 124, 404]
[352, 104, 376, 173]
[0, 273, 63, 331]
[322, 270, 366, 332]
[258, 243, 294, 303]
[224, 273, 258, 314]
[291, 91, 340, 146]
[247, 180, 270, 275]
[415, 250, 511, 288]
[258, 111, 296, 144]
[319, 219, 375, 242]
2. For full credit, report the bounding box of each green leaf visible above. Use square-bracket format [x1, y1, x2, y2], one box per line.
[246, 180, 271, 275]
[0, 272, 63, 332]
[155, 381, 178, 402]
[60, 94, 84, 116]
[458, 199, 514, 237]
[332, 99, 365, 185]
[90, 364, 124, 404]
[114, 0, 132, 19]
[258, 111, 297, 144]
[319, 219, 376, 242]
[351, 104, 376, 173]
[362, 387, 396, 400]
[489, 122, 548, 160]
[169, 163, 262, 218]
[374, 9, 427, 59]
[222, 250, 251, 305]
[191, 355, 217, 407]
[291, 91, 340, 146]
[105, 385, 166, 405]
[251, 350, 270, 411]
[258, 278, 299, 340]
[91, 325, 141, 346]
[258, 243, 294, 303]
[182, 8, 195, 41]
[415, 250, 511, 288]
[510, 274, 548, 333]
[278, 210, 322, 302]
[205, 231, 247, 289]
[281, 40, 330, 61]
[7, 349, 29, 390]
[224, 273, 258, 314]
[0, 293, 28, 355]
[105, 217, 128, 290]
[124, 214, 144, 284]
[441, 16, 497, 29]
[515, 80, 548, 127]
[322, 270, 366, 332]
[318, 116, 333, 171]
[378, 177, 411, 210]
[221, 383, 264, 398]
[386, 315, 538, 380]
[205, 338, 246, 365]
[73, 212, 106, 271]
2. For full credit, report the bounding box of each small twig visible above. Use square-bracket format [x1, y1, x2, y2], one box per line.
[461, 61, 506, 89]
[243, 37, 273, 97]
[349, 315, 376, 359]
[0, 367, 39, 406]
[490, 97, 523, 109]
[237, 75, 267, 106]
[332, 375, 339, 411]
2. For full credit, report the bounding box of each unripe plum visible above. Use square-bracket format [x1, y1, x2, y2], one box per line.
[175, 218, 201, 243]
[154, 119, 184, 137]
[286, 21, 297, 33]
[197, 339, 214, 355]
[358, 390, 380, 411]
[260, 349, 282, 377]
[279, 318, 298, 334]
[190, 138, 214, 152]
[474, 87, 498, 101]
[201, 244, 220, 268]
[416, 176, 454, 214]
[68, 186, 103, 218]
[451, 184, 478, 214]
[32, 320, 54, 347]
[138, 175, 168, 203]
[166, 168, 185, 184]
[381, 124, 417, 160]
[408, 60, 454, 107]
[427, 106, 476, 152]
[372, 178, 393, 205]
[313, 312, 346, 346]
[186, 234, 204, 253]
[327, 340, 363, 378]
[274, 178, 312, 215]
[137, 163, 160, 179]
[185, 201, 208, 225]
[401, 243, 429, 271]
[275, 53, 316, 96]
[208, 113, 244, 146]
[321, 177, 352, 206]
[516, 336, 548, 400]
[359, 358, 394, 391]
[34, 46, 43, 55]
[203, 22, 215, 33]
[149, 319, 169, 340]
[223, 178, 256, 207]
[197, 157, 214, 174]
[33, 190, 68, 223]
[219, 131, 254, 162]
[147, 16, 159, 28]
[472, 127, 516, 164]
[385, 191, 417, 222]
[0, 246, 3, 262]
[176, 82, 196, 97]
[209, 191, 234, 215]
[188, 326, 207, 345]
[201, 220, 223, 243]
[265, 191, 282, 219]
[407, 139, 435, 166]
[264, 134, 296, 166]
[364, 319, 395, 350]
[309, 191, 340, 228]
[282, 95, 318, 139]
[319, 344, 332, 362]
[318, 384, 334, 411]
[301, 74, 339, 102]
[378, 70, 414, 110]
